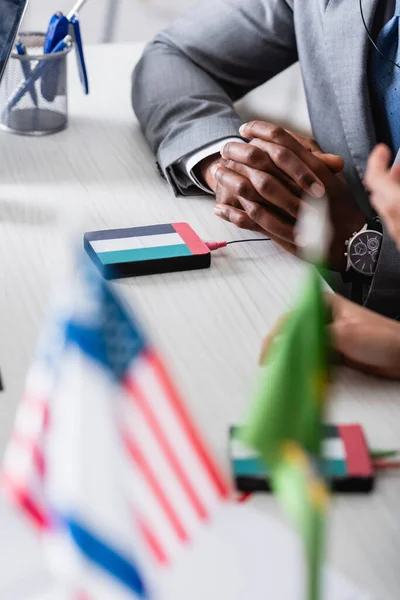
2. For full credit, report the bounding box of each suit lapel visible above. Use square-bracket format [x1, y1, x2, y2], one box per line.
[324, 0, 379, 180]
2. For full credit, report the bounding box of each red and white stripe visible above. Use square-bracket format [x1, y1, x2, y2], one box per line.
[1, 365, 52, 530]
[120, 349, 230, 566]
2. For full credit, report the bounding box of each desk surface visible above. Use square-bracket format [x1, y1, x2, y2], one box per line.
[0, 43, 399, 600]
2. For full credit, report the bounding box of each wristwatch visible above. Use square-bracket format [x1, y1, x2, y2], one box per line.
[345, 222, 383, 276]
[344, 220, 383, 303]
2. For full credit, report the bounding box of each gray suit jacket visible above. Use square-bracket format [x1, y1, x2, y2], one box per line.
[132, 0, 400, 319]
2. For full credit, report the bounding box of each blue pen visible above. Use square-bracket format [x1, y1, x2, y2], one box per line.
[70, 15, 89, 95]
[15, 39, 38, 107]
[43, 0, 88, 53]
[5, 36, 72, 114]
[42, 0, 89, 101]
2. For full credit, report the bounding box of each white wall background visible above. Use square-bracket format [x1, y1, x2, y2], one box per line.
[22, 0, 197, 43]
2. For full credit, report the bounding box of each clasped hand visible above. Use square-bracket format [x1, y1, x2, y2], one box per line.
[202, 121, 364, 271]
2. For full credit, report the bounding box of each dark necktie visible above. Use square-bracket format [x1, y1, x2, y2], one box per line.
[370, 0, 400, 153]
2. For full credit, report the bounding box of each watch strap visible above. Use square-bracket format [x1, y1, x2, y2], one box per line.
[341, 268, 353, 283]
[350, 273, 367, 304]
[368, 216, 382, 233]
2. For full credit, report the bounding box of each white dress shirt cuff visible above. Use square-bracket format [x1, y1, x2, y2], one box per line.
[181, 137, 245, 194]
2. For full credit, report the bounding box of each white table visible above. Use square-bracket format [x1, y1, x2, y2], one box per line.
[0, 43, 399, 600]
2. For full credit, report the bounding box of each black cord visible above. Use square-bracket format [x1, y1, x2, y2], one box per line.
[359, 0, 400, 69]
[226, 238, 271, 245]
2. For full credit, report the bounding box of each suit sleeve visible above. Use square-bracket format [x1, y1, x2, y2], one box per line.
[365, 224, 400, 319]
[131, 0, 298, 195]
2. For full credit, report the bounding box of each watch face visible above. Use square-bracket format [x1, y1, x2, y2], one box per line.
[348, 230, 383, 275]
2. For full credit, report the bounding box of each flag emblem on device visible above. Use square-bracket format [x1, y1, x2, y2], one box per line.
[84, 223, 211, 279]
[231, 424, 374, 493]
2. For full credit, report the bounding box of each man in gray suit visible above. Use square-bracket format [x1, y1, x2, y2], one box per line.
[132, 0, 400, 320]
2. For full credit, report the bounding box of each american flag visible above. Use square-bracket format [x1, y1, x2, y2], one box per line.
[1, 255, 230, 597]
[1, 308, 61, 530]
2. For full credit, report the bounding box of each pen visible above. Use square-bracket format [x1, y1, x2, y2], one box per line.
[67, 0, 89, 20]
[43, 0, 90, 54]
[15, 39, 38, 107]
[41, 0, 90, 100]
[5, 35, 72, 114]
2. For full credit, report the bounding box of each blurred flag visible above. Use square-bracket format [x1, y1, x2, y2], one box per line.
[2, 249, 362, 600]
[241, 266, 330, 459]
[1, 301, 62, 530]
[240, 200, 332, 600]
[1, 254, 229, 598]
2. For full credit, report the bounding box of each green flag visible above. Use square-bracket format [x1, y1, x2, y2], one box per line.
[239, 266, 331, 600]
[274, 442, 329, 600]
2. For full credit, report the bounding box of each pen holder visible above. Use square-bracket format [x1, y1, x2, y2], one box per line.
[0, 33, 72, 136]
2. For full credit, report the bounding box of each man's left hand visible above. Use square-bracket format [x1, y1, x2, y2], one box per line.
[328, 294, 400, 379]
[260, 294, 400, 380]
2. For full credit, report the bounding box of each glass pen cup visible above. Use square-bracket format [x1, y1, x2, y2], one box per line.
[0, 32, 72, 136]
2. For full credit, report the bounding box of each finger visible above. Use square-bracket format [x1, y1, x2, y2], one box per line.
[282, 130, 344, 174]
[314, 152, 344, 174]
[220, 148, 302, 197]
[286, 131, 323, 153]
[325, 292, 349, 320]
[391, 163, 400, 184]
[248, 138, 326, 198]
[215, 181, 243, 209]
[330, 320, 400, 379]
[221, 159, 304, 198]
[370, 193, 400, 249]
[329, 342, 375, 376]
[221, 142, 300, 194]
[221, 142, 274, 171]
[365, 144, 392, 190]
[370, 184, 400, 212]
[340, 356, 390, 378]
[223, 161, 301, 220]
[214, 203, 297, 254]
[214, 203, 263, 232]
[238, 196, 295, 244]
[330, 317, 357, 354]
[370, 182, 400, 219]
[328, 292, 398, 333]
[240, 121, 332, 182]
[259, 313, 290, 365]
[329, 318, 374, 376]
[212, 164, 265, 204]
